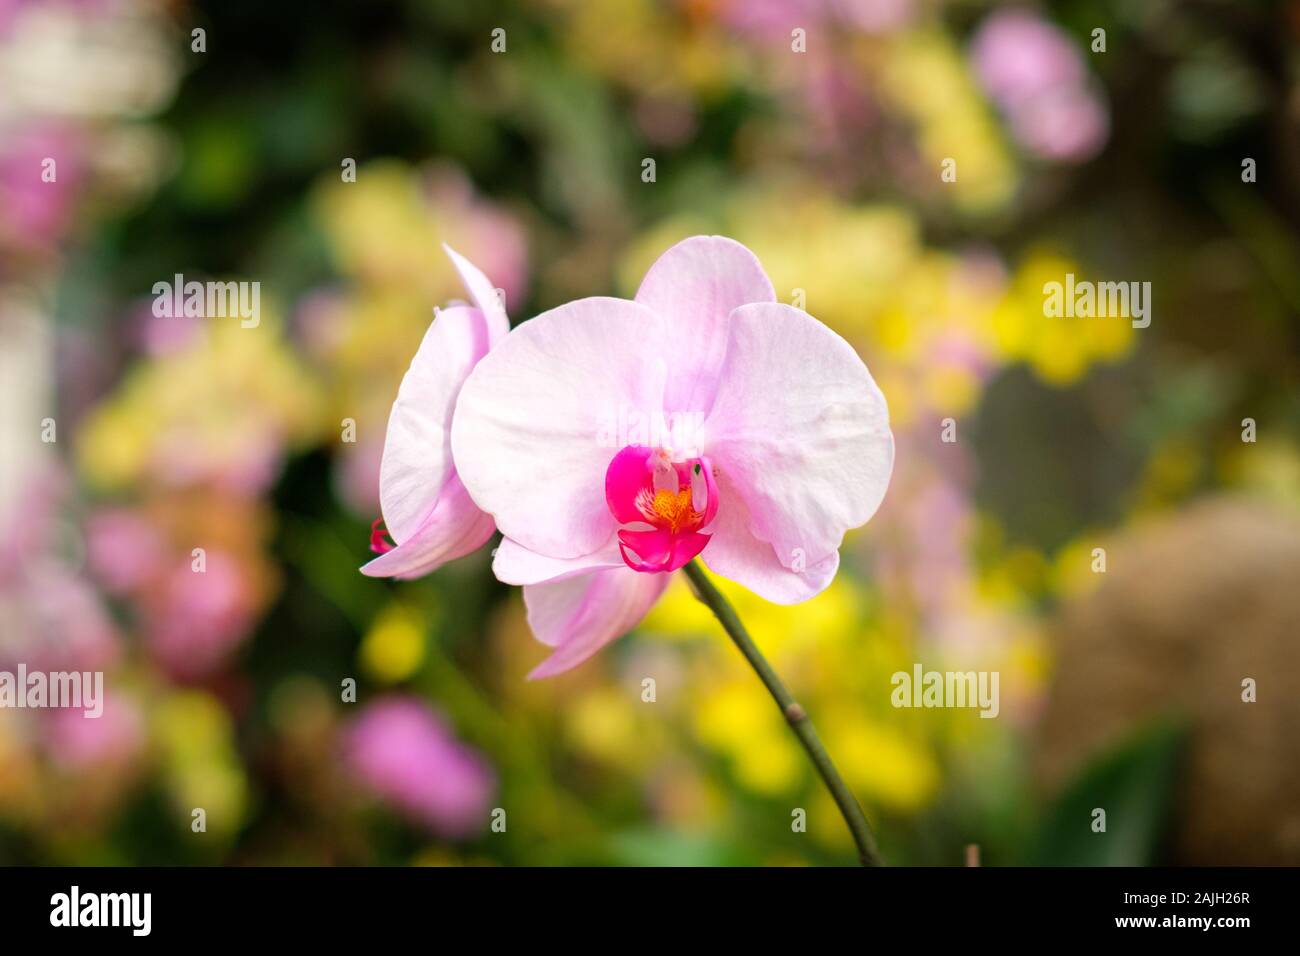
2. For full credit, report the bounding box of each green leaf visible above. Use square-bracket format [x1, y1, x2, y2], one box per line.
[1029, 718, 1186, 866]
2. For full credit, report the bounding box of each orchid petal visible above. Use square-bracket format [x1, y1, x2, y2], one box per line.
[443, 243, 510, 344]
[523, 567, 670, 678]
[451, 297, 667, 559]
[492, 534, 625, 586]
[700, 469, 841, 603]
[377, 305, 493, 543]
[362, 475, 496, 579]
[634, 235, 775, 414]
[701, 301, 893, 568]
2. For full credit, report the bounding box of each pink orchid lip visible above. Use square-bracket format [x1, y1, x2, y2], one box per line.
[605, 444, 717, 573]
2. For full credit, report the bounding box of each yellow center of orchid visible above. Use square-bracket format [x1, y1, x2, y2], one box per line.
[636, 486, 703, 534]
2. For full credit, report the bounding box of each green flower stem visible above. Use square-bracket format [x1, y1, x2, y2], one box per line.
[682, 560, 883, 867]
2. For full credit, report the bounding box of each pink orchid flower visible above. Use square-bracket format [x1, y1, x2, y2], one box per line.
[360, 246, 510, 579]
[449, 236, 894, 677]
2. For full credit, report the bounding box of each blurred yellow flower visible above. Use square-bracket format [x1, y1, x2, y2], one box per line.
[1050, 533, 1109, 598]
[560, 0, 737, 97]
[566, 686, 648, 766]
[977, 545, 1049, 607]
[694, 678, 802, 795]
[313, 161, 452, 297]
[644, 569, 863, 658]
[154, 691, 248, 838]
[876, 32, 1017, 215]
[360, 602, 428, 684]
[0, 716, 40, 818]
[311, 160, 526, 308]
[77, 318, 323, 492]
[994, 250, 1138, 386]
[820, 707, 940, 812]
[1220, 436, 1300, 510]
[1133, 438, 1204, 512]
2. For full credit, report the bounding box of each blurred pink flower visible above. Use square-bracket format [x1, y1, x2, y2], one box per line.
[722, 0, 913, 40]
[633, 96, 699, 148]
[0, 124, 84, 254]
[158, 429, 283, 496]
[86, 507, 165, 594]
[836, 0, 913, 33]
[0, 465, 62, 578]
[874, 447, 973, 623]
[3, 561, 120, 672]
[0, 0, 16, 33]
[293, 289, 348, 360]
[44, 694, 145, 771]
[969, 9, 1108, 163]
[930, 330, 995, 384]
[0, 469, 119, 672]
[336, 434, 384, 519]
[1008, 85, 1109, 163]
[134, 302, 203, 357]
[55, 326, 117, 428]
[970, 10, 1084, 107]
[145, 550, 255, 679]
[0, 0, 115, 35]
[343, 697, 496, 839]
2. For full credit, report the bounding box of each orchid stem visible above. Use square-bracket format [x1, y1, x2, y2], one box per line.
[682, 560, 883, 867]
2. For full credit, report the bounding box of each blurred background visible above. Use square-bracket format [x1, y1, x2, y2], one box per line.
[1, 0, 1298, 866]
